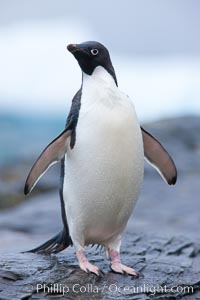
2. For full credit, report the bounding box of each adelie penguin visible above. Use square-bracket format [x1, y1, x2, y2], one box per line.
[24, 41, 177, 276]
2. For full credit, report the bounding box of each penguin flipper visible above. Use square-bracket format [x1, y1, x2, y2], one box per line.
[141, 127, 177, 185]
[24, 229, 72, 254]
[24, 128, 72, 195]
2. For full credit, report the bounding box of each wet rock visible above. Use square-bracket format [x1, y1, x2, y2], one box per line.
[0, 233, 199, 300]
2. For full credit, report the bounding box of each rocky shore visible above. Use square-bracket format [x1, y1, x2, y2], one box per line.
[0, 116, 200, 299]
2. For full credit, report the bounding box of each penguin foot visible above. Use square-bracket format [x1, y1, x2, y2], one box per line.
[110, 262, 139, 277]
[76, 249, 101, 276]
[109, 249, 139, 277]
[80, 260, 101, 276]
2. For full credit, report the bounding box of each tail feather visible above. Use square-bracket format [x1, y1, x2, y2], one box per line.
[25, 229, 72, 255]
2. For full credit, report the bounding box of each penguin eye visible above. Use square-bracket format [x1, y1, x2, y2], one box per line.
[91, 49, 99, 56]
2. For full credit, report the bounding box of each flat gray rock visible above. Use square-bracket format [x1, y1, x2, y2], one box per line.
[0, 233, 199, 300]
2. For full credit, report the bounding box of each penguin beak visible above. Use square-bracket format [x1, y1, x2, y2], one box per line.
[67, 44, 78, 53]
[67, 43, 89, 57]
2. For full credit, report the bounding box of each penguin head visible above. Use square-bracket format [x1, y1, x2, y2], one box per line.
[67, 41, 117, 85]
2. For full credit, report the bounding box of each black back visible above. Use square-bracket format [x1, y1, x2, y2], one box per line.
[59, 88, 82, 241]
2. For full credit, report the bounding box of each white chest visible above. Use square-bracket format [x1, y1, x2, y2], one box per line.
[63, 67, 144, 245]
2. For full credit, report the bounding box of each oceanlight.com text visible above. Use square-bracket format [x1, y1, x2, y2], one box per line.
[35, 283, 194, 296]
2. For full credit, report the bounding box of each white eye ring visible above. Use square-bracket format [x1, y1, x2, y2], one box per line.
[91, 49, 99, 55]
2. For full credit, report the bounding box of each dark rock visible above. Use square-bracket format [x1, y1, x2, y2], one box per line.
[0, 233, 199, 300]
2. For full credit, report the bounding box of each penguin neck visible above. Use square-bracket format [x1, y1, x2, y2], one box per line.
[80, 66, 119, 110]
[82, 66, 117, 92]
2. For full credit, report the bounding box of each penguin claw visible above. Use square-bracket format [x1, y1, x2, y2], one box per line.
[76, 249, 103, 277]
[99, 269, 105, 276]
[79, 261, 101, 276]
[110, 262, 139, 277]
